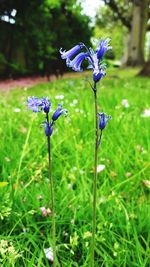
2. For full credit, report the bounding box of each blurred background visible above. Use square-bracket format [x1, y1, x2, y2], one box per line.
[0, 2, 149, 265]
[0, 0, 150, 79]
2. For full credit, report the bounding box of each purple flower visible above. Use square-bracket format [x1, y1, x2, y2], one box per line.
[45, 123, 53, 137]
[92, 64, 106, 83]
[27, 96, 51, 113]
[52, 104, 68, 121]
[60, 43, 84, 60]
[39, 97, 51, 113]
[27, 96, 41, 112]
[27, 97, 67, 137]
[98, 113, 111, 130]
[60, 38, 111, 84]
[96, 38, 111, 60]
[67, 52, 87, 72]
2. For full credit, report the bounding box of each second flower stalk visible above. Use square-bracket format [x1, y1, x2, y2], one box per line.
[60, 38, 112, 266]
[27, 97, 68, 266]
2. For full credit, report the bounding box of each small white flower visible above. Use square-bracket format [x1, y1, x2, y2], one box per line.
[44, 247, 53, 262]
[125, 172, 132, 177]
[79, 169, 84, 174]
[75, 108, 79, 112]
[141, 108, 150, 117]
[99, 196, 106, 204]
[14, 108, 21, 112]
[97, 164, 105, 173]
[113, 251, 117, 257]
[5, 157, 11, 162]
[121, 99, 129, 108]
[55, 95, 64, 99]
[40, 207, 51, 217]
[67, 183, 72, 189]
[73, 99, 78, 104]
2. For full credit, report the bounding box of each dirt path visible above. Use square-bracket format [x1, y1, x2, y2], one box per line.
[0, 75, 56, 92]
[0, 73, 80, 92]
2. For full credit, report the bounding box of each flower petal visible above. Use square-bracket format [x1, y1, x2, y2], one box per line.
[98, 113, 111, 130]
[67, 52, 87, 72]
[52, 104, 68, 121]
[96, 38, 111, 60]
[60, 43, 84, 60]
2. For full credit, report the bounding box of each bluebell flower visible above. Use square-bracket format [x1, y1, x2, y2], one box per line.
[87, 50, 106, 83]
[27, 97, 67, 138]
[39, 97, 51, 113]
[27, 96, 51, 113]
[60, 43, 84, 60]
[67, 52, 88, 72]
[27, 96, 41, 112]
[60, 38, 111, 84]
[44, 122, 53, 137]
[52, 104, 68, 121]
[96, 38, 111, 60]
[98, 113, 111, 130]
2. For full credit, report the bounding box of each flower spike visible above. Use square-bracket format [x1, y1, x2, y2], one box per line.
[27, 97, 67, 137]
[60, 38, 111, 84]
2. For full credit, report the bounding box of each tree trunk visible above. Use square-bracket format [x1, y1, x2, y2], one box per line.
[123, 0, 149, 66]
[139, 59, 150, 76]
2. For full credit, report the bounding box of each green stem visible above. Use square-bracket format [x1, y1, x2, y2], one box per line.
[46, 114, 57, 266]
[91, 84, 98, 267]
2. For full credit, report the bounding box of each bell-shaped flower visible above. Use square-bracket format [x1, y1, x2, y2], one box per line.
[45, 123, 53, 137]
[27, 96, 51, 113]
[39, 97, 51, 113]
[67, 52, 87, 72]
[93, 64, 106, 83]
[52, 104, 68, 121]
[27, 96, 41, 112]
[98, 113, 111, 130]
[60, 38, 111, 84]
[60, 43, 84, 60]
[96, 38, 111, 60]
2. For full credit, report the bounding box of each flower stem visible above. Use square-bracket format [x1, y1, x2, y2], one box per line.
[91, 83, 98, 267]
[46, 114, 57, 266]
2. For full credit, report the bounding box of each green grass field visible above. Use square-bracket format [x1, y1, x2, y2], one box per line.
[0, 69, 150, 266]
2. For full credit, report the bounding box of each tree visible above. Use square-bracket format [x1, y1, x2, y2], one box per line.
[95, 5, 127, 60]
[102, 0, 150, 66]
[0, 0, 93, 77]
[139, 59, 150, 75]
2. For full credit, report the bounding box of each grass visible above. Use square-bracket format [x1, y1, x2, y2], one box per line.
[0, 68, 150, 266]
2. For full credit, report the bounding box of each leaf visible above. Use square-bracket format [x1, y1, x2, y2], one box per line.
[0, 182, 8, 187]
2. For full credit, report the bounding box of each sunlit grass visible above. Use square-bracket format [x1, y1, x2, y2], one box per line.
[0, 68, 150, 266]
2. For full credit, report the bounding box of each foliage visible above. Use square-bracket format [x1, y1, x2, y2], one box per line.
[0, 69, 149, 266]
[0, 0, 93, 77]
[102, 0, 133, 28]
[95, 5, 127, 60]
[98, 0, 150, 67]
